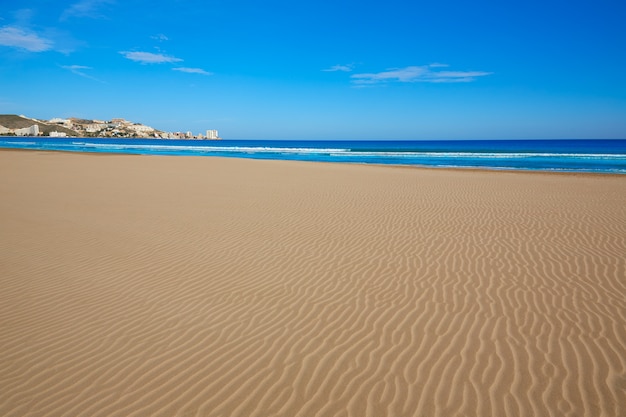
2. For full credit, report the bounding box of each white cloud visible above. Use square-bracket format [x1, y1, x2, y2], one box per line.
[151, 34, 169, 42]
[120, 51, 183, 64]
[0, 26, 53, 52]
[61, 0, 115, 20]
[63, 64, 90, 71]
[322, 64, 354, 72]
[61, 64, 104, 82]
[352, 66, 428, 83]
[61, 64, 92, 76]
[173, 67, 213, 75]
[351, 64, 492, 85]
[428, 70, 493, 82]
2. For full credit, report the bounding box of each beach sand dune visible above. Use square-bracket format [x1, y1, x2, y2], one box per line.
[1, 151, 625, 417]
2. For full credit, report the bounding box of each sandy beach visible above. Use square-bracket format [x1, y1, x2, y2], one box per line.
[1, 150, 625, 417]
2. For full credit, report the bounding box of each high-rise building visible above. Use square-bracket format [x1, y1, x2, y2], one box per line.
[206, 129, 220, 140]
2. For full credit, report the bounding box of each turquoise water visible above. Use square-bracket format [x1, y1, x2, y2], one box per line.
[2, 138, 626, 174]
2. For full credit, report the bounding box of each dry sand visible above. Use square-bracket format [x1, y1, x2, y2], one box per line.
[1, 150, 625, 417]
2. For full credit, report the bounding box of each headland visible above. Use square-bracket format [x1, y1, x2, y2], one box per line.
[0, 114, 221, 139]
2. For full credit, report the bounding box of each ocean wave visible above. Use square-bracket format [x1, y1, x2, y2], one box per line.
[2, 139, 625, 174]
[337, 151, 626, 159]
[3, 140, 625, 159]
[77, 143, 351, 154]
[60, 143, 626, 159]
[1, 141, 37, 146]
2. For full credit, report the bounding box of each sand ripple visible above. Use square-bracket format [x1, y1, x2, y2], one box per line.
[1, 152, 625, 417]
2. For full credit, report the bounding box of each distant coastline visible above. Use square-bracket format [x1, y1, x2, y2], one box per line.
[0, 114, 221, 140]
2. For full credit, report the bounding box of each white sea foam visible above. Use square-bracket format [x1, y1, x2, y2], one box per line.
[2, 139, 624, 174]
[78, 143, 350, 154]
[338, 151, 626, 159]
[2, 141, 37, 145]
[68, 143, 626, 159]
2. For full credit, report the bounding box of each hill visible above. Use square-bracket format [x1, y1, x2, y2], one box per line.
[0, 114, 220, 139]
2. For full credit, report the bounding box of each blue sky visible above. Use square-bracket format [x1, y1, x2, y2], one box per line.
[1, 0, 625, 139]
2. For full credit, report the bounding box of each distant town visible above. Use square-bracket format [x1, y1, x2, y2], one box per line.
[0, 114, 221, 140]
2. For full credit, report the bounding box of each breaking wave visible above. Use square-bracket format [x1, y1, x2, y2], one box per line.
[1, 138, 625, 174]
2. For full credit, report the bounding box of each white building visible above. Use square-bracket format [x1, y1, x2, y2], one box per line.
[15, 125, 40, 136]
[49, 118, 71, 126]
[85, 123, 106, 133]
[206, 129, 219, 140]
[49, 131, 67, 137]
[128, 124, 155, 134]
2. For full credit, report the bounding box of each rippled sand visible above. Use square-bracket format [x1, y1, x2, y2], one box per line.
[1, 150, 625, 417]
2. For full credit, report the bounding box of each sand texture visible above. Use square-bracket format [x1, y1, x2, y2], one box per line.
[1, 150, 625, 417]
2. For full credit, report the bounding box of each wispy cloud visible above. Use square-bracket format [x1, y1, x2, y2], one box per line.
[428, 70, 494, 82]
[120, 51, 183, 64]
[173, 67, 213, 76]
[61, 0, 115, 21]
[61, 64, 104, 82]
[62, 64, 91, 73]
[428, 62, 449, 68]
[151, 34, 169, 42]
[351, 64, 492, 85]
[0, 26, 52, 52]
[322, 64, 354, 72]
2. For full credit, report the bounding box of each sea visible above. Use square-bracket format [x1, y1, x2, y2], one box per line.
[1, 138, 626, 174]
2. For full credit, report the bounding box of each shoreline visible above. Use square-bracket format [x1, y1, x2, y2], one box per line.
[1, 147, 624, 178]
[2, 137, 626, 176]
[1, 150, 625, 417]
